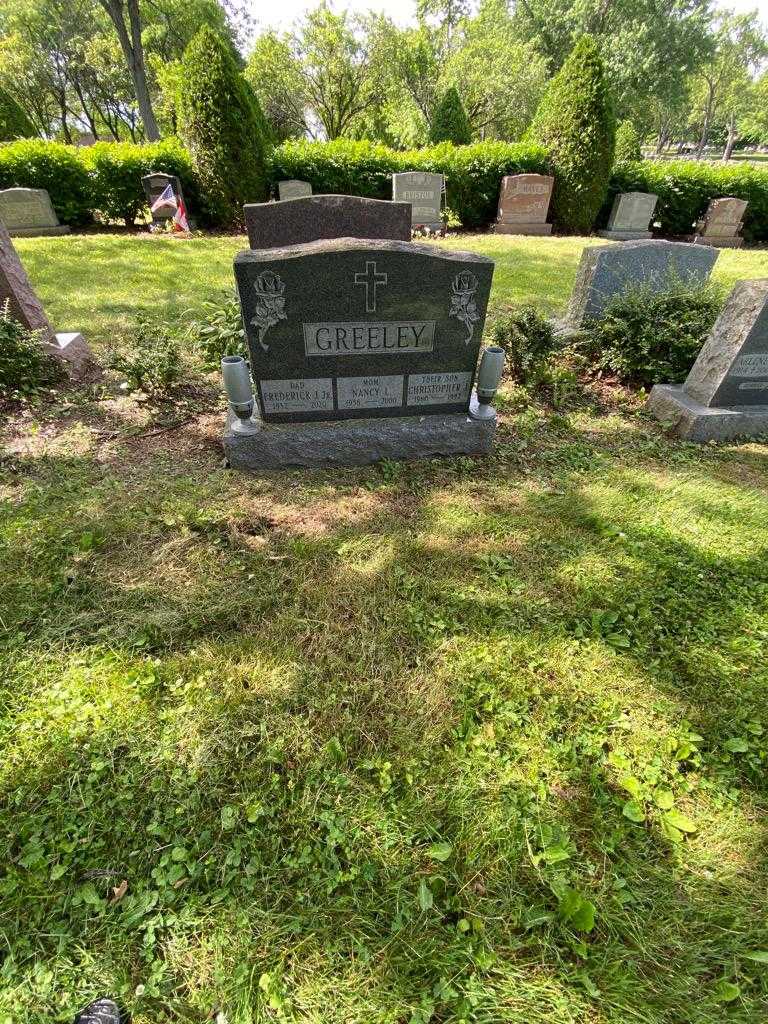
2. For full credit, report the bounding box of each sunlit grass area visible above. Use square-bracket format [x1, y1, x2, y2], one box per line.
[2, 234, 768, 1023]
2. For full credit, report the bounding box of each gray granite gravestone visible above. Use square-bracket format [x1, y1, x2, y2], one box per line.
[141, 171, 189, 226]
[392, 172, 444, 231]
[647, 279, 768, 441]
[567, 239, 719, 327]
[224, 237, 496, 467]
[278, 179, 312, 200]
[0, 219, 91, 375]
[493, 174, 553, 236]
[244, 195, 411, 249]
[598, 192, 658, 241]
[0, 188, 70, 237]
[694, 197, 747, 248]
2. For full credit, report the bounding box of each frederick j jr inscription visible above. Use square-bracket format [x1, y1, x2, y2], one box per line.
[234, 237, 494, 423]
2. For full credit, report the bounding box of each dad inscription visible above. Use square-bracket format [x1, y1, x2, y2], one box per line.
[0, 188, 70, 237]
[647, 279, 768, 440]
[392, 172, 444, 230]
[233, 237, 493, 424]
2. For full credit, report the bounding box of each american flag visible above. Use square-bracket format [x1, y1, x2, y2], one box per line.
[150, 183, 190, 232]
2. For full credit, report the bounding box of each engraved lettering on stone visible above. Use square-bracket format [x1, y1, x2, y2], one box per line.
[730, 352, 768, 377]
[354, 261, 388, 313]
[407, 372, 472, 405]
[260, 378, 333, 413]
[337, 375, 404, 410]
[251, 271, 287, 353]
[304, 321, 435, 356]
[449, 271, 480, 344]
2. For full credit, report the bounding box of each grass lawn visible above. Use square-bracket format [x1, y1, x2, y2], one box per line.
[2, 233, 768, 1024]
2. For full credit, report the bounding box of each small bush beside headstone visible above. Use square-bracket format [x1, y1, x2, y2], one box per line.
[108, 318, 182, 397]
[0, 303, 64, 399]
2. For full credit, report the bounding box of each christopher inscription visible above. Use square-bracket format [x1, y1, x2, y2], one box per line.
[234, 237, 493, 424]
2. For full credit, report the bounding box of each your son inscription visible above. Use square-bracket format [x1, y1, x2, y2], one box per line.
[234, 237, 493, 424]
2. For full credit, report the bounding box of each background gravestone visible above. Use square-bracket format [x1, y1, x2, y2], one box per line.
[567, 239, 719, 327]
[598, 192, 658, 241]
[225, 237, 497, 468]
[694, 197, 747, 248]
[647, 278, 768, 441]
[493, 174, 554, 236]
[141, 171, 187, 226]
[244, 195, 411, 249]
[278, 179, 312, 200]
[392, 172, 444, 230]
[0, 188, 70, 237]
[0, 219, 91, 374]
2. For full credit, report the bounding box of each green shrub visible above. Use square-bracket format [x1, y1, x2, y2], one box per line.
[85, 138, 197, 226]
[615, 120, 642, 164]
[488, 304, 558, 386]
[270, 139, 550, 229]
[0, 140, 92, 225]
[109, 318, 182, 396]
[430, 87, 472, 146]
[528, 35, 615, 233]
[0, 88, 35, 142]
[0, 302, 63, 398]
[582, 277, 723, 388]
[191, 291, 246, 368]
[607, 158, 768, 241]
[178, 26, 268, 228]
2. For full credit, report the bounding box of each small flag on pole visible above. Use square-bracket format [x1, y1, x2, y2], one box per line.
[150, 183, 177, 215]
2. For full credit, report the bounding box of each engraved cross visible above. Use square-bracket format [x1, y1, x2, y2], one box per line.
[354, 261, 388, 313]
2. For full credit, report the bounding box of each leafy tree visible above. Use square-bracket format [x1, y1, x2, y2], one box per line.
[178, 25, 268, 227]
[0, 86, 36, 140]
[614, 120, 642, 163]
[529, 35, 616, 233]
[97, 0, 159, 139]
[430, 86, 471, 144]
[244, 31, 309, 142]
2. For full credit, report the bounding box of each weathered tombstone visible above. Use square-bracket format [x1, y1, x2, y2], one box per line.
[694, 197, 747, 248]
[277, 179, 312, 200]
[392, 172, 444, 231]
[647, 279, 768, 441]
[141, 171, 188, 227]
[493, 174, 554, 236]
[567, 239, 719, 327]
[0, 219, 91, 375]
[244, 195, 411, 250]
[0, 188, 70, 238]
[598, 192, 658, 241]
[223, 237, 497, 467]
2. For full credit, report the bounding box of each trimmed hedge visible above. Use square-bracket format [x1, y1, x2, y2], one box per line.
[0, 140, 92, 225]
[270, 139, 551, 228]
[606, 160, 768, 242]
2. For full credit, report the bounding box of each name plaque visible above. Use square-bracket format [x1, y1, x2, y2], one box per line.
[337, 375, 404, 410]
[407, 372, 473, 405]
[731, 352, 768, 377]
[260, 378, 334, 414]
[304, 321, 435, 356]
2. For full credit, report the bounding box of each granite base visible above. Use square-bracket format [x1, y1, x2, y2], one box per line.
[693, 234, 744, 248]
[493, 222, 552, 236]
[8, 225, 71, 237]
[45, 332, 93, 377]
[597, 229, 653, 241]
[646, 384, 768, 442]
[224, 408, 497, 469]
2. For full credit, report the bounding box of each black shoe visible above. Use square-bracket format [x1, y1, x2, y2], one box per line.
[74, 998, 123, 1024]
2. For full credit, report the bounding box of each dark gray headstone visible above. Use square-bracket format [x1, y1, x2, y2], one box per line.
[0, 188, 70, 237]
[244, 195, 411, 250]
[141, 171, 186, 224]
[233, 237, 493, 424]
[568, 240, 719, 326]
[646, 279, 768, 440]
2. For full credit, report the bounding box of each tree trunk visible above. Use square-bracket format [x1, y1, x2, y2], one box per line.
[99, 0, 160, 141]
[722, 113, 738, 161]
[695, 82, 715, 160]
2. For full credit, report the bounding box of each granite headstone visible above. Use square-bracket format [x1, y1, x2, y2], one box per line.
[647, 279, 768, 441]
[0, 219, 91, 374]
[694, 197, 747, 248]
[493, 174, 554, 236]
[0, 188, 70, 237]
[567, 239, 719, 327]
[392, 172, 444, 230]
[244, 195, 411, 250]
[141, 171, 188, 226]
[598, 192, 658, 241]
[278, 179, 312, 200]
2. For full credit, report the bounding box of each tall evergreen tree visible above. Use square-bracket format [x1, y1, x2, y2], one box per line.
[178, 25, 268, 228]
[529, 35, 615, 233]
[429, 85, 472, 144]
[0, 87, 36, 141]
